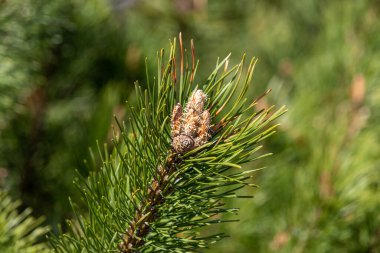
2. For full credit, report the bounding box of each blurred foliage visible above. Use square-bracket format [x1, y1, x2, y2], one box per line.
[0, 0, 136, 228]
[1, 0, 380, 252]
[0, 190, 49, 252]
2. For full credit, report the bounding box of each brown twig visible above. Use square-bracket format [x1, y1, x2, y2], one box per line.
[118, 153, 181, 252]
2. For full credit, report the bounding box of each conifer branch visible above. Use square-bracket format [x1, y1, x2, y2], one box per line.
[50, 35, 286, 253]
[118, 153, 179, 252]
[120, 88, 211, 251]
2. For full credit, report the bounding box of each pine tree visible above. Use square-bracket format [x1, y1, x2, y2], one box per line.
[50, 36, 285, 252]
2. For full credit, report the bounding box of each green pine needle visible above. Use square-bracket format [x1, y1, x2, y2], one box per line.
[50, 36, 286, 253]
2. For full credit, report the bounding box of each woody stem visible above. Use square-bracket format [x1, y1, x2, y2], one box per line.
[119, 153, 180, 252]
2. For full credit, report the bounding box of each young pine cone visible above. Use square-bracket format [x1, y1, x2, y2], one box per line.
[171, 90, 211, 154]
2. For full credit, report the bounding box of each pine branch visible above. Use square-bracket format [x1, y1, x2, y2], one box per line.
[118, 153, 180, 252]
[50, 35, 286, 253]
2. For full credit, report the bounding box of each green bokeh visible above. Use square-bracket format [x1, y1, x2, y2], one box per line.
[1, 0, 379, 251]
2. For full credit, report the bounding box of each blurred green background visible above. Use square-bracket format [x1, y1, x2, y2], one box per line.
[1, 0, 380, 252]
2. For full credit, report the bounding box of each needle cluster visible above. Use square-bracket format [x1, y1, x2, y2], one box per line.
[50, 36, 285, 253]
